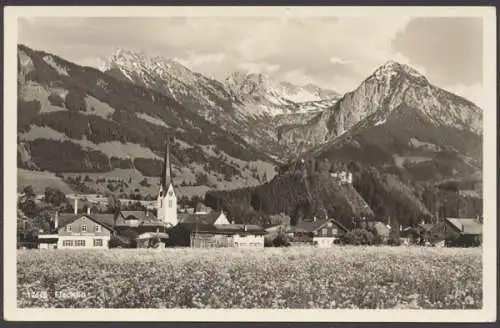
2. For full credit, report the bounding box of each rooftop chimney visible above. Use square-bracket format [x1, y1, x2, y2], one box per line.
[74, 197, 78, 214]
[87, 207, 91, 215]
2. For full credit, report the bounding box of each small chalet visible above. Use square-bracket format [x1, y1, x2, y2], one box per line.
[399, 223, 438, 246]
[168, 211, 267, 248]
[291, 218, 348, 247]
[443, 217, 482, 247]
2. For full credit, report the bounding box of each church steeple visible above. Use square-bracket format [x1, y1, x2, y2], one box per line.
[160, 133, 173, 191]
[157, 132, 177, 227]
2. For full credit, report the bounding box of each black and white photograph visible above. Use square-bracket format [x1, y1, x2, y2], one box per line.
[3, 5, 497, 322]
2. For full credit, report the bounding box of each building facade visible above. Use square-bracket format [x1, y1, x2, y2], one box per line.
[291, 218, 348, 247]
[57, 214, 113, 249]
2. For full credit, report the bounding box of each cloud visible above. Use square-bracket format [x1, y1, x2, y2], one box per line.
[281, 69, 315, 86]
[329, 57, 353, 65]
[237, 62, 281, 74]
[17, 16, 482, 95]
[174, 53, 227, 70]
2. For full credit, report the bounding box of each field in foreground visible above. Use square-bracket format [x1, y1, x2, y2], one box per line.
[17, 246, 482, 309]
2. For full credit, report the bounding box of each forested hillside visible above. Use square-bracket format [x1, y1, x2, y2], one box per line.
[17, 45, 277, 196]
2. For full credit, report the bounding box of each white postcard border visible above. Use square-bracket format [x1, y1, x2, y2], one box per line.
[3, 6, 497, 322]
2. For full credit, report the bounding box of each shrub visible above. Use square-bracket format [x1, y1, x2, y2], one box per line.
[387, 235, 402, 246]
[341, 229, 375, 245]
[272, 232, 291, 247]
[48, 93, 65, 107]
[64, 90, 87, 112]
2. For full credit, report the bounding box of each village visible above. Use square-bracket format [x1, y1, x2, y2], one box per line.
[17, 139, 483, 251]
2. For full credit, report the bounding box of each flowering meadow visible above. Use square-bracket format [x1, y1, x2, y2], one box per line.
[17, 246, 482, 309]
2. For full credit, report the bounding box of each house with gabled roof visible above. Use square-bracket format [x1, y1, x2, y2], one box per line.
[38, 211, 116, 249]
[290, 217, 348, 247]
[168, 211, 266, 248]
[443, 217, 482, 247]
[178, 211, 230, 225]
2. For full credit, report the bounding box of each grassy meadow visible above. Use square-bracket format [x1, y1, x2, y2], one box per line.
[17, 246, 482, 309]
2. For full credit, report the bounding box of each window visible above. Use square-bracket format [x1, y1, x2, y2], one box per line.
[93, 239, 103, 247]
[81, 225, 87, 232]
[62, 240, 73, 247]
[322, 228, 328, 236]
[66, 225, 72, 232]
[168, 199, 173, 208]
[75, 240, 86, 247]
[95, 225, 101, 233]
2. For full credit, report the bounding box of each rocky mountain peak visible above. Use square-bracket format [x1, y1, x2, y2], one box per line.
[368, 60, 428, 86]
[224, 71, 339, 105]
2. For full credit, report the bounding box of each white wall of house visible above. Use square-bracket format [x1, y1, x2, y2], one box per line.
[57, 235, 110, 249]
[232, 234, 264, 247]
[313, 236, 336, 247]
[38, 242, 57, 250]
[37, 234, 59, 250]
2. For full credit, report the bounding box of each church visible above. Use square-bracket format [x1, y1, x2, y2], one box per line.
[156, 135, 178, 227]
[38, 136, 179, 249]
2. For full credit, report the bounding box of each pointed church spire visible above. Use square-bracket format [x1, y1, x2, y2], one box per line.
[161, 133, 173, 190]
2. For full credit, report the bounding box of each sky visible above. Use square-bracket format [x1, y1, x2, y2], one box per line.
[18, 16, 484, 107]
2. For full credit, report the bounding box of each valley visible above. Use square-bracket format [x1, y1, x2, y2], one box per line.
[17, 44, 483, 229]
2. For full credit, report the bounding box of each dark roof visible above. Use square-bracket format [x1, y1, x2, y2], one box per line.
[180, 212, 223, 225]
[57, 213, 116, 233]
[37, 237, 58, 243]
[176, 222, 266, 235]
[215, 224, 265, 234]
[445, 218, 482, 235]
[418, 223, 434, 232]
[116, 225, 169, 234]
[294, 218, 348, 234]
[120, 210, 157, 221]
[263, 223, 283, 230]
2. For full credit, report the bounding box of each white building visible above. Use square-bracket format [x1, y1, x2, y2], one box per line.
[156, 136, 177, 227]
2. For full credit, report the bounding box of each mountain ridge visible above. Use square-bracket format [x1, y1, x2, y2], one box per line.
[17, 44, 278, 198]
[17, 45, 483, 228]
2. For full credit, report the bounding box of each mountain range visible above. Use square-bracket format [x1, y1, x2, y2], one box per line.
[17, 44, 483, 227]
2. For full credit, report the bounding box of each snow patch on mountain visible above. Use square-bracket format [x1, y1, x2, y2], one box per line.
[136, 112, 169, 128]
[374, 118, 387, 126]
